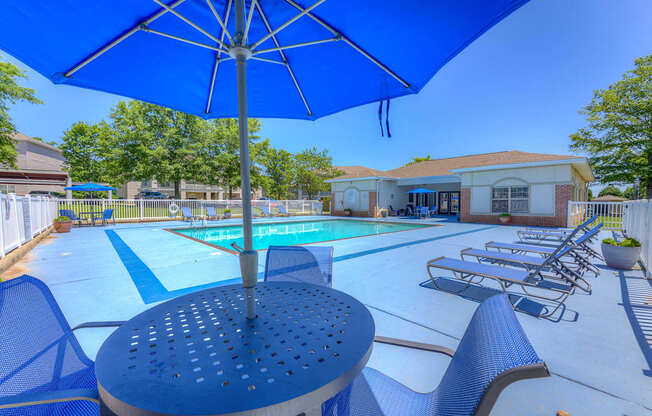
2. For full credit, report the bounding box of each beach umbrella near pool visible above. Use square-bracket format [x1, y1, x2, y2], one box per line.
[406, 188, 436, 194]
[64, 182, 118, 199]
[0, 0, 530, 319]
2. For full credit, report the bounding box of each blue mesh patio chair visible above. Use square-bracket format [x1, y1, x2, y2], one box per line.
[388, 206, 398, 216]
[0, 275, 124, 415]
[264, 246, 334, 287]
[349, 293, 549, 416]
[58, 209, 85, 227]
[517, 214, 600, 242]
[100, 209, 114, 226]
[261, 206, 273, 217]
[180, 206, 197, 222]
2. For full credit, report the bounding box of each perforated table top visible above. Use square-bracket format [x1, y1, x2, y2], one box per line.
[96, 282, 375, 416]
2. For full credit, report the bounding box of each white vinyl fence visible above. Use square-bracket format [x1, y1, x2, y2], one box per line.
[56, 199, 324, 222]
[0, 194, 58, 258]
[567, 201, 625, 230]
[623, 199, 652, 278]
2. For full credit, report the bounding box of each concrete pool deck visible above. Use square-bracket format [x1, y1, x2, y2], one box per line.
[8, 215, 652, 415]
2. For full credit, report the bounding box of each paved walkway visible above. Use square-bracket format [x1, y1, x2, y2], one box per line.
[14, 216, 652, 415]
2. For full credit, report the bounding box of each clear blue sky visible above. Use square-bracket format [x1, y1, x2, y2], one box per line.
[3, 0, 651, 179]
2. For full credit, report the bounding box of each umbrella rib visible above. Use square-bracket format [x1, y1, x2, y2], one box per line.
[151, 0, 229, 50]
[206, 0, 233, 114]
[205, 0, 235, 45]
[283, 0, 411, 89]
[141, 26, 229, 53]
[250, 0, 327, 50]
[250, 57, 287, 66]
[243, 0, 257, 44]
[252, 36, 341, 55]
[255, 1, 312, 116]
[64, 0, 186, 77]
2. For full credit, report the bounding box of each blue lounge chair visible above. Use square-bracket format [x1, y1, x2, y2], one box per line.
[278, 205, 290, 216]
[261, 206, 273, 217]
[181, 206, 197, 222]
[429, 206, 438, 217]
[517, 214, 599, 241]
[59, 209, 85, 226]
[206, 206, 218, 220]
[418, 206, 429, 218]
[99, 208, 114, 226]
[348, 293, 549, 416]
[0, 275, 124, 414]
[264, 245, 334, 287]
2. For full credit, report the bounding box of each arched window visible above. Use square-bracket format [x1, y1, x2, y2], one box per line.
[491, 179, 529, 214]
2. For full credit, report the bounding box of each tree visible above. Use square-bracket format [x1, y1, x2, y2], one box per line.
[598, 185, 623, 198]
[0, 57, 42, 166]
[263, 148, 295, 199]
[406, 155, 432, 165]
[293, 147, 340, 199]
[623, 185, 646, 200]
[32, 136, 58, 147]
[587, 188, 593, 201]
[60, 121, 113, 183]
[570, 54, 651, 197]
[108, 101, 206, 198]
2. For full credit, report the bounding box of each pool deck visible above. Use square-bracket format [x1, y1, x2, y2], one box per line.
[10, 215, 652, 415]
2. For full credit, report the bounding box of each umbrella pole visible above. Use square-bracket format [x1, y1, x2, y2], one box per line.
[234, 0, 257, 320]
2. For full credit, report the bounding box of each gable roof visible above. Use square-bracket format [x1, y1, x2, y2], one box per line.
[332, 151, 585, 181]
[11, 132, 61, 153]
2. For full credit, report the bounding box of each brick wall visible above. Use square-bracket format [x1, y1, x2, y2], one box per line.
[369, 191, 377, 218]
[460, 184, 574, 227]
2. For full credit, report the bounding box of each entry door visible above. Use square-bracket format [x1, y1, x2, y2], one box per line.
[439, 192, 450, 214]
[450, 192, 460, 214]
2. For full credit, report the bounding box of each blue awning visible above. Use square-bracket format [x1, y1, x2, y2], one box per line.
[407, 188, 436, 194]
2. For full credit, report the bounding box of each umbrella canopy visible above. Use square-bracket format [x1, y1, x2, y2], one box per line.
[0, 0, 529, 319]
[64, 183, 118, 192]
[406, 188, 436, 194]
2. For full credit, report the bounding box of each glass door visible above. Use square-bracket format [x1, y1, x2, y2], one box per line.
[450, 192, 460, 214]
[439, 192, 450, 214]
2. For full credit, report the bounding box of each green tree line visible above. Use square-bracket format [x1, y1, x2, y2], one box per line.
[59, 100, 340, 199]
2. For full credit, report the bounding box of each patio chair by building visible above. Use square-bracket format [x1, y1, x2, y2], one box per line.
[261, 206, 273, 217]
[59, 209, 85, 227]
[0, 275, 124, 414]
[517, 214, 599, 242]
[348, 293, 549, 416]
[277, 205, 290, 216]
[180, 206, 198, 222]
[264, 245, 333, 287]
[100, 209, 115, 226]
[388, 205, 398, 216]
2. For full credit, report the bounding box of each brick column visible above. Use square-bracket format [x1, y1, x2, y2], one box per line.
[368, 191, 377, 218]
[330, 192, 335, 216]
[460, 188, 471, 222]
[555, 184, 573, 227]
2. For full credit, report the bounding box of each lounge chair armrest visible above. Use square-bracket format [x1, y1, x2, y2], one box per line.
[231, 242, 244, 252]
[72, 321, 125, 331]
[374, 336, 455, 358]
[0, 388, 99, 409]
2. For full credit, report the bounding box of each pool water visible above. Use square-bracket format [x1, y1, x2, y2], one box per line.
[173, 220, 432, 251]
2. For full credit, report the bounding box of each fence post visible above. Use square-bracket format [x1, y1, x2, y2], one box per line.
[139, 199, 144, 221]
[0, 195, 5, 258]
[12, 194, 21, 248]
[567, 202, 572, 227]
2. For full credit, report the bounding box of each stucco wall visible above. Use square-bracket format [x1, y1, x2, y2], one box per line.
[462, 164, 573, 216]
[15, 141, 66, 171]
[331, 180, 377, 213]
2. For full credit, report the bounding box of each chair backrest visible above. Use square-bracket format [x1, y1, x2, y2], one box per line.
[420, 207, 428, 215]
[206, 206, 216, 216]
[573, 223, 602, 247]
[279, 205, 287, 214]
[262, 206, 270, 215]
[181, 207, 192, 217]
[264, 246, 334, 287]
[431, 294, 547, 415]
[0, 275, 94, 399]
[59, 209, 76, 220]
[102, 209, 113, 219]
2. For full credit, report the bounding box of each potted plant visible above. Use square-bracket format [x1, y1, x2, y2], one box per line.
[379, 208, 388, 218]
[498, 213, 512, 225]
[343, 208, 352, 217]
[601, 238, 641, 270]
[223, 208, 232, 219]
[53, 215, 72, 233]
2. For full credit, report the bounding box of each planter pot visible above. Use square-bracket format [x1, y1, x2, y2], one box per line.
[54, 221, 72, 233]
[498, 216, 512, 225]
[344, 211, 352, 217]
[224, 212, 232, 219]
[381, 211, 387, 218]
[601, 243, 641, 270]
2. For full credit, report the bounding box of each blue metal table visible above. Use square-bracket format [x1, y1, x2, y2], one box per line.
[95, 281, 375, 415]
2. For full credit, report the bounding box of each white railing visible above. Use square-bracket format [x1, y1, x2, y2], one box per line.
[623, 199, 651, 278]
[0, 194, 58, 258]
[55, 199, 324, 222]
[567, 201, 625, 230]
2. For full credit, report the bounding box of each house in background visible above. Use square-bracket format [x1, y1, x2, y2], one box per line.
[326, 150, 593, 227]
[118, 179, 263, 200]
[0, 133, 70, 196]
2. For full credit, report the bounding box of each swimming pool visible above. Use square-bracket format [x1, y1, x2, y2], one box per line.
[170, 219, 434, 252]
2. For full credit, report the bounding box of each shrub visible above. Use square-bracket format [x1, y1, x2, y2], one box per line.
[499, 213, 511, 217]
[224, 208, 231, 214]
[602, 238, 641, 247]
[54, 216, 70, 222]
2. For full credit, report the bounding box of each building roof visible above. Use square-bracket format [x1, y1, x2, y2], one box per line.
[10, 132, 61, 153]
[332, 151, 585, 181]
[592, 195, 626, 202]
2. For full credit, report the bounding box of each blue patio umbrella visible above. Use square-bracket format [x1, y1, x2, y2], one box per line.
[407, 188, 436, 194]
[0, 0, 530, 318]
[64, 182, 118, 198]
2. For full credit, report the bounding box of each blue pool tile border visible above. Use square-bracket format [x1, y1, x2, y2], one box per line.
[106, 225, 497, 304]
